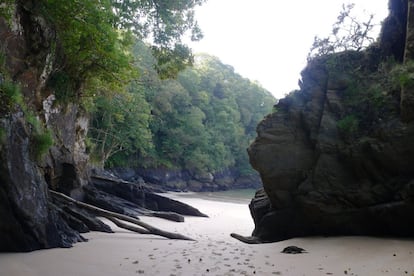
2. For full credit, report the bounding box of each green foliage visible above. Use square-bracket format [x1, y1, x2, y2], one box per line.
[89, 85, 153, 167]
[40, 0, 205, 106]
[32, 129, 54, 160]
[41, 0, 134, 104]
[88, 41, 275, 174]
[0, 78, 23, 114]
[390, 60, 414, 88]
[0, 57, 53, 158]
[324, 53, 399, 139]
[47, 71, 74, 104]
[308, 3, 375, 61]
[337, 115, 359, 136]
[110, 0, 205, 46]
[0, 0, 15, 25]
[152, 43, 194, 79]
[38, 0, 270, 175]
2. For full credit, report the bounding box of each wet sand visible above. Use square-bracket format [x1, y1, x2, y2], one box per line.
[1, 193, 413, 276]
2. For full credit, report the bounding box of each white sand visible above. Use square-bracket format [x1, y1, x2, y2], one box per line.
[1, 193, 414, 276]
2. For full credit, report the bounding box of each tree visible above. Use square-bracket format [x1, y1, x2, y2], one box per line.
[41, 0, 205, 100]
[110, 0, 206, 78]
[307, 3, 375, 60]
[89, 85, 153, 167]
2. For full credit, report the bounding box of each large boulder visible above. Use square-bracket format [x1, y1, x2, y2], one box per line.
[248, 47, 414, 241]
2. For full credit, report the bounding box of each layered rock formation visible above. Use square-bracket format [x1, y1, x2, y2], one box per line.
[0, 2, 88, 251]
[247, 0, 414, 242]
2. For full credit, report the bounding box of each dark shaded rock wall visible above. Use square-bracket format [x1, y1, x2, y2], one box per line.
[112, 167, 262, 192]
[248, 0, 414, 242]
[0, 1, 88, 251]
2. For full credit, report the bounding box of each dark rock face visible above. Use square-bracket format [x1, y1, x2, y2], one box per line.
[89, 176, 208, 217]
[0, 2, 88, 251]
[248, 54, 414, 241]
[380, 0, 407, 61]
[113, 167, 262, 192]
[0, 114, 83, 251]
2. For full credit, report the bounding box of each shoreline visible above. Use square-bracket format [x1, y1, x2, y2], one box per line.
[1, 193, 413, 276]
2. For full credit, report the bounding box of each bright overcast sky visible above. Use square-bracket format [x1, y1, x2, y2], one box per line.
[187, 0, 389, 99]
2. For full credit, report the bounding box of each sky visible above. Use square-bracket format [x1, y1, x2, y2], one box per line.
[186, 0, 389, 99]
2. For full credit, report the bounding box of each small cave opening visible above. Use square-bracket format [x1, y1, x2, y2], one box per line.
[57, 163, 78, 195]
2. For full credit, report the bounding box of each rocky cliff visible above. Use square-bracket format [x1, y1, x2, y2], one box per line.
[0, 1, 89, 251]
[247, 0, 414, 242]
[111, 167, 262, 192]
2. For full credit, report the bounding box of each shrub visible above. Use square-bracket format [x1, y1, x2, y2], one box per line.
[32, 129, 54, 160]
[390, 60, 414, 88]
[0, 79, 23, 114]
[337, 115, 359, 136]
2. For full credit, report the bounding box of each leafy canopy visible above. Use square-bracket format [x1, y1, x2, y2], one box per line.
[40, 0, 205, 100]
[90, 41, 275, 174]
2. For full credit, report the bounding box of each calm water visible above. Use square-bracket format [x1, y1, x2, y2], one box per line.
[173, 189, 257, 204]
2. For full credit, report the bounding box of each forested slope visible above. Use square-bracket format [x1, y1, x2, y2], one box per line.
[90, 41, 275, 189]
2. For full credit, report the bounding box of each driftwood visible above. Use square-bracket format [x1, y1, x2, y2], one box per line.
[50, 190, 194, 241]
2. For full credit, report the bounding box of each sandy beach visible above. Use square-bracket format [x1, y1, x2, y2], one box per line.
[1, 192, 413, 276]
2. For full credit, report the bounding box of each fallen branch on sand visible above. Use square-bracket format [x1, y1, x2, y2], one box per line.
[50, 190, 195, 241]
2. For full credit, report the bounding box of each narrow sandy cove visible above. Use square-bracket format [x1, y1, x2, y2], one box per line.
[1, 193, 413, 276]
